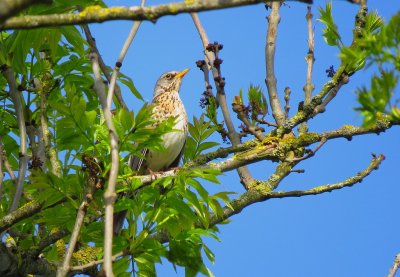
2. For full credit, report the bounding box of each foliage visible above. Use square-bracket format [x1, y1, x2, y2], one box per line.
[0, 1, 398, 276]
[352, 13, 400, 125]
[319, 3, 399, 126]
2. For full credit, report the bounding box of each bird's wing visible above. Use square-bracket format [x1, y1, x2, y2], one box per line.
[169, 140, 186, 168]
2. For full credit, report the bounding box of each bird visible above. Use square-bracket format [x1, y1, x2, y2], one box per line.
[113, 69, 189, 234]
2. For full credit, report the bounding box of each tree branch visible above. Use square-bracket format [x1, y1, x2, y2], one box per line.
[0, 200, 42, 233]
[57, 177, 97, 277]
[265, 1, 286, 125]
[210, 153, 384, 226]
[0, 0, 312, 31]
[69, 250, 126, 274]
[89, 52, 119, 276]
[82, 24, 128, 111]
[106, 0, 145, 109]
[29, 228, 69, 258]
[280, 4, 369, 134]
[387, 253, 400, 277]
[299, 5, 315, 134]
[191, 12, 255, 189]
[2, 67, 29, 213]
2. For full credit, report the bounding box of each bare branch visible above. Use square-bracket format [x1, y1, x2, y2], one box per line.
[2, 67, 29, 213]
[280, 4, 369, 134]
[265, 1, 286, 125]
[1, 0, 312, 31]
[191, 12, 255, 189]
[387, 253, 400, 277]
[266, 154, 385, 198]
[106, 0, 146, 109]
[81, 25, 128, 111]
[299, 5, 315, 134]
[210, 153, 384, 226]
[89, 52, 119, 276]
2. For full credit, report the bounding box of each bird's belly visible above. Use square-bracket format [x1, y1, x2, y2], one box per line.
[146, 119, 187, 171]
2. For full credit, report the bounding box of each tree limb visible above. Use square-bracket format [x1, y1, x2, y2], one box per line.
[265, 1, 286, 125]
[387, 253, 400, 277]
[299, 5, 315, 134]
[0, 0, 313, 31]
[82, 24, 128, 111]
[191, 12, 255, 189]
[89, 52, 119, 276]
[57, 177, 97, 277]
[210, 153, 384, 226]
[106, 0, 145, 109]
[2, 67, 29, 213]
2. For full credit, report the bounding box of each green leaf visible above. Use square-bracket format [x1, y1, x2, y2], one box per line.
[119, 71, 143, 100]
[318, 2, 342, 47]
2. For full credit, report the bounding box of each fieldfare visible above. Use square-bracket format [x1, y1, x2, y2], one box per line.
[113, 69, 189, 234]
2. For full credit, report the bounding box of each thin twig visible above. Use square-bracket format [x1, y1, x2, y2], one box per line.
[267, 154, 385, 198]
[30, 228, 69, 258]
[2, 67, 28, 213]
[57, 177, 97, 277]
[299, 6, 315, 134]
[207, 153, 385, 226]
[81, 25, 128, 111]
[90, 52, 119, 276]
[314, 74, 349, 114]
[106, 0, 145, 109]
[191, 12, 255, 189]
[387, 253, 400, 277]
[286, 137, 327, 162]
[2, 153, 16, 183]
[232, 101, 266, 141]
[69, 250, 126, 273]
[265, 1, 286, 125]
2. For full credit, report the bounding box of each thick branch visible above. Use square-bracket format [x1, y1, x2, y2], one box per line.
[1, 0, 312, 31]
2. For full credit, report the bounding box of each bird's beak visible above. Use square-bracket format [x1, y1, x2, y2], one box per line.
[176, 68, 190, 79]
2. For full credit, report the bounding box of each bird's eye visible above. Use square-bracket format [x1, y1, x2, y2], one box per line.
[165, 73, 173, 79]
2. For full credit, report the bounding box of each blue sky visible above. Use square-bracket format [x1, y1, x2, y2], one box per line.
[92, 1, 399, 276]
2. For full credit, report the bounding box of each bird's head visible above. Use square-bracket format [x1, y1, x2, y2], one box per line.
[153, 69, 189, 97]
